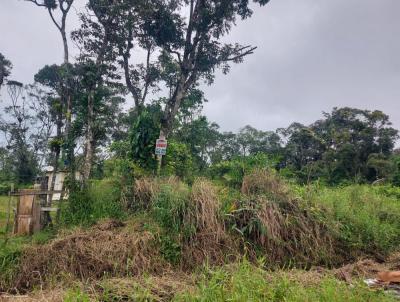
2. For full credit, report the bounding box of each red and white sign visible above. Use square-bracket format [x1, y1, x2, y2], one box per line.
[155, 139, 168, 155]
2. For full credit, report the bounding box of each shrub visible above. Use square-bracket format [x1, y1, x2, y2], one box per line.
[89, 178, 126, 221]
[164, 141, 194, 180]
[60, 187, 94, 226]
[209, 153, 278, 188]
[61, 178, 126, 226]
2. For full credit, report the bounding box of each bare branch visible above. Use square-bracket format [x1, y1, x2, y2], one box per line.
[25, 0, 47, 7]
[141, 46, 152, 105]
[47, 7, 62, 31]
[224, 46, 257, 62]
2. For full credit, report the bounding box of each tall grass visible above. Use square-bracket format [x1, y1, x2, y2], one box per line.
[0, 230, 55, 291]
[60, 178, 126, 226]
[298, 184, 400, 259]
[175, 260, 396, 302]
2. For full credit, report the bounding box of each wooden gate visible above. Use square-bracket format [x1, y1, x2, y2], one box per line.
[12, 189, 65, 235]
[13, 189, 41, 235]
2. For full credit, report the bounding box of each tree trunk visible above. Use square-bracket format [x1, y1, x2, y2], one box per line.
[45, 112, 62, 226]
[64, 92, 75, 180]
[83, 90, 95, 181]
[160, 78, 187, 138]
[62, 32, 69, 65]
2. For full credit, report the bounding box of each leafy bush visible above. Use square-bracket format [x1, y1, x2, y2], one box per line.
[209, 153, 279, 188]
[130, 105, 162, 171]
[159, 234, 181, 265]
[164, 141, 194, 180]
[60, 187, 94, 226]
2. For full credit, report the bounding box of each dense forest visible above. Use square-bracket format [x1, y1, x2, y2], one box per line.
[1, 0, 400, 301]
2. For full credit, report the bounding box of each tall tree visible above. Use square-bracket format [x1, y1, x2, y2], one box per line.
[25, 0, 74, 64]
[72, 1, 121, 180]
[25, 0, 76, 195]
[158, 0, 271, 138]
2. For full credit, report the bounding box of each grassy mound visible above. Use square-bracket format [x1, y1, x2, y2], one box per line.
[229, 169, 337, 266]
[2, 170, 400, 295]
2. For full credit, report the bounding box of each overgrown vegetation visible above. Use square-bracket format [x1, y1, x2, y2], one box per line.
[1, 0, 400, 300]
[2, 170, 400, 298]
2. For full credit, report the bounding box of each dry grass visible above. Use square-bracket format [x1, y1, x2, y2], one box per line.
[97, 271, 195, 301]
[234, 169, 337, 266]
[133, 177, 159, 210]
[334, 253, 400, 283]
[133, 176, 184, 210]
[7, 173, 395, 295]
[10, 220, 170, 292]
[186, 179, 225, 240]
[0, 290, 67, 302]
[241, 169, 289, 198]
[182, 179, 240, 268]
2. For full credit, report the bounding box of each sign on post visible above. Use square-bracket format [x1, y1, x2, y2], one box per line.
[155, 139, 167, 156]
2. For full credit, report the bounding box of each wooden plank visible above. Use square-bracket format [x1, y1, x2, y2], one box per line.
[10, 190, 66, 196]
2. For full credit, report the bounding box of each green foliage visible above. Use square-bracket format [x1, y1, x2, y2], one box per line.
[159, 234, 181, 265]
[281, 107, 399, 185]
[64, 288, 91, 302]
[0, 239, 23, 290]
[175, 260, 394, 302]
[0, 183, 11, 195]
[89, 179, 126, 220]
[391, 154, 400, 186]
[299, 184, 400, 257]
[103, 158, 145, 185]
[152, 183, 190, 236]
[60, 187, 94, 226]
[48, 137, 64, 152]
[209, 153, 280, 187]
[164, 141, 194, 179]
[61, 178, 126, 226]
[374, 184, 400, 199]
[130, 105, 162, 171]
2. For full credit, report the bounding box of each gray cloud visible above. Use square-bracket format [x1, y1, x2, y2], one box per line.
[1, 0, 399, 138]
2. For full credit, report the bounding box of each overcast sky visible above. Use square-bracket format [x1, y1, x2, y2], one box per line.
[1, 0, 399, 134]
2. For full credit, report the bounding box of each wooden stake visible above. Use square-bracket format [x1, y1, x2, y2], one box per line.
[3, 184, 14, 246]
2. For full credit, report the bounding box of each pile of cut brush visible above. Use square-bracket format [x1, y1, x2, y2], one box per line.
[0, 170, 393, 294]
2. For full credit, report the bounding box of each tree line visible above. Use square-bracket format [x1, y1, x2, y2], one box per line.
[0, 0, 399, 188]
